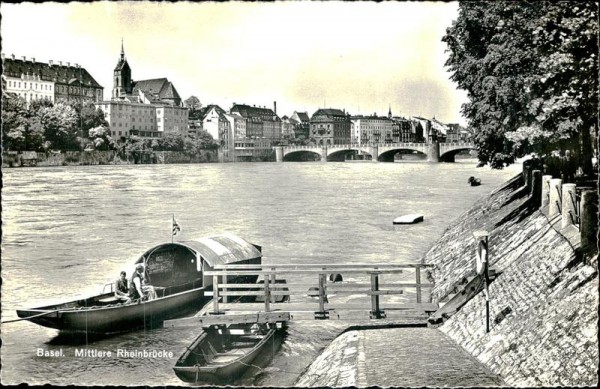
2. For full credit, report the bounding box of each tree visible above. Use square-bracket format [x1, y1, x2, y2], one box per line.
[443, 2, 598, 174]
[80, 103, 109, 135]
[2, 96, 46, 151]
[184, 96, 202, 112]
[38, 103, 80, 151]
[88, 125, 115, 151]
[157, 132, 185, 151]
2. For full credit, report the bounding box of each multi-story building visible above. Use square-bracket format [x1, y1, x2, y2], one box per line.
[225, 112, 247, 139]
[230, 103, 281, 140]
[281, 116, 296, 139]
[390, 117, 416, 143]
[310, 108, 351, 146]
[350, 114, 395, 144]
[95, 43, 187, 140]
[112, 42, 182, 107]
[1, 53, 103, 105]
[446, 123, 472, 143]
[411, 116, 434, 142]
[233, 138, 273, 161]
[96, 100, 187, 139]
[289, 111, 310, 139]
[94, 43, 187, 140]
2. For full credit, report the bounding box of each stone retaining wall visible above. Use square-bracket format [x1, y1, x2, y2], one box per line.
[2, 150, 218, 167]
[424, 174, 598, 386]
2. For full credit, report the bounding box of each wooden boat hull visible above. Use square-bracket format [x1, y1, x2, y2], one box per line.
[16, 287, 209, 334]
[173, 325, 279, 383]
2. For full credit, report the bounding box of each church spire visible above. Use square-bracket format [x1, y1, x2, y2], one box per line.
[120, 38, 125, 60]
[388, 104, 392, 118]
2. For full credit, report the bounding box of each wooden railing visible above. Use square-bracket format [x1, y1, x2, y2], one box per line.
[204, 263, 435, 320]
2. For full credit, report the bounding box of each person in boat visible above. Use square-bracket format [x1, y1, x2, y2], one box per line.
[114, 271, 131, 303]
[129, 264, 157, 301]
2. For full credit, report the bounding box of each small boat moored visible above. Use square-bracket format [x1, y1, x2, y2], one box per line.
[173, 322, 284, 383]
[16, 233, 262, 335]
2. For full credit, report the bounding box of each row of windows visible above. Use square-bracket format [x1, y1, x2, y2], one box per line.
[8, 80, 53, 91]
[14, 92, 54, 102]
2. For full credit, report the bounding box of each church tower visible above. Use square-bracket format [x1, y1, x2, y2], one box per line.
[112, 39, 132, 99]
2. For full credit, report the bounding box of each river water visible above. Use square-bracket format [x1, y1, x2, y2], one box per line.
[1, 160, 519, 386]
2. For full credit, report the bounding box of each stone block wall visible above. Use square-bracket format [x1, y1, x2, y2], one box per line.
[424, 174, 598, 386]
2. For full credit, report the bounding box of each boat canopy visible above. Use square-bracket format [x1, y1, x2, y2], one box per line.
[137, 232, 262, 273]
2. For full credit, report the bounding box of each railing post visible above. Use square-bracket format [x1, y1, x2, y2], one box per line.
[580, 190, 598, 256]
[223, 273, 228, 304]
[318, 273, 326, 313]
[369, 272, 385, 319]
[212, 274, 220, 314]
[531, 170, 542, 208]
[549, 178, 563, 218]
[416, 267, 422, 304]
[561, 183, 577, 229]
[314, 273, 329, 319]
[264, 273, 271, 312]
[270, 267, 276, 304]
[541, 175, 553, 207]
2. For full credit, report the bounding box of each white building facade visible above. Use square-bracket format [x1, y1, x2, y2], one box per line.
[96, 100, 188, 139]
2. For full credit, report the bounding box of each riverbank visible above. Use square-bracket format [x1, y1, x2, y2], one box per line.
[2, 150, 219, 167]
[296, 172, 598, 386]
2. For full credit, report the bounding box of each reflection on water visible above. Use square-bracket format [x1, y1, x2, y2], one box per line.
[1, 161, 519, 385]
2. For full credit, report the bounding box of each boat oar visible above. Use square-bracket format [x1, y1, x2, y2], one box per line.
[2, 310, 59, 324]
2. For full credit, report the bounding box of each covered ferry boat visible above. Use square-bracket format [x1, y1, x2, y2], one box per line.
[16, 233, 262, 334]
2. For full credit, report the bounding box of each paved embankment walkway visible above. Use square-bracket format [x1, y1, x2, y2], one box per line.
[297, 327, 505, 387]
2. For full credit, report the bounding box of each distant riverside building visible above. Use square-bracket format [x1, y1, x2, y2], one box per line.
[233, 138, 273, 162]
[229, 103, 282, 140]
[112, 42, 182, 106]
[289, 111, 310, 139]
[95, 42, 187, 140]
[310, 108, 351, 145]
[281, 116, 296, 139]
[96, 100, 187, 139]
[351, 114, 395, 144]
[1, 53, 103, 105]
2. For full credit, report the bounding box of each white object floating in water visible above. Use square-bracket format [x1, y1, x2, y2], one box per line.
[393, 214, 424, 225]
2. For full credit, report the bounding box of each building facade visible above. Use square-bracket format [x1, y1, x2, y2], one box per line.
[112, 42, 183, 107]
[95, 43, 188, 140]
[310, 108, 352, 146]
[1, 54, 103, 105]
[290, 111, 310, 139]
[96, 100, 187, 139]
[230, 103, 281, 140]
[350, 114, 395, 144]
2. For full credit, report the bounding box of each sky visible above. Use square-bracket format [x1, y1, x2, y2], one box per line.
[1, 1, 468, 124]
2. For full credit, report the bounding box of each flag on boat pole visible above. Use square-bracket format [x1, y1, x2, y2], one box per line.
[172, 215, 181, 242]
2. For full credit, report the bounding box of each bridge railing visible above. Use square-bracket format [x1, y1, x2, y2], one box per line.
[204, 263, 435, 319]
[281, 142, 473, 149]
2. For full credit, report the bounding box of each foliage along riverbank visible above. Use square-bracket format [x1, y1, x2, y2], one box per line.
[2, 149, 219, 168]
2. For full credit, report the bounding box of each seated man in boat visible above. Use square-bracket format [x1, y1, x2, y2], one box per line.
[129, 264, 157, 301]
[114, 271, 131, 303]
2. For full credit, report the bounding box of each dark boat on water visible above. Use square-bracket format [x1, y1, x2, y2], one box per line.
[16, 233, 262, 334]
[173, 323, 284, 383]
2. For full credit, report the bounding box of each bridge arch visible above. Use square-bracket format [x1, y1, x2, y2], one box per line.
[439, 147, 476, 162]
[283, 150, 322, 162]
[377, 148, 427, 162]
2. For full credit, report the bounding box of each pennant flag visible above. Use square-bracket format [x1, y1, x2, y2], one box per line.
[172, 215, 181, 236]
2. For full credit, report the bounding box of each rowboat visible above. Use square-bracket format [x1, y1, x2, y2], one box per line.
[173, 323, 283, 383]
[16, 233, 262, 334]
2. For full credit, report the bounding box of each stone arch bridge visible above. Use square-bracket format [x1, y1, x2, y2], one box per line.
[274, 142, 475, 162]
